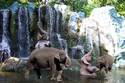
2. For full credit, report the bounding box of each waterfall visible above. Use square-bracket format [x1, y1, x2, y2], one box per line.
[85, 28, 93, 50]
[18, 7, 30, 57]
[37, 5, 48, 36]
[46, 6, 56, 35]
[55, 10, 62, 33]
[0, 9, 11, 62]
[46, 6, 67, 52]
[0, 4, 67, 59]
[0, 11, 3, 42]
[71, 45, 84, 59]
[57, 34, 67, 51]
[46, 6, 52, 38]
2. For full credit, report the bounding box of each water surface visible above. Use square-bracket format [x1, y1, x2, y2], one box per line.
[0, 69, 124, 83]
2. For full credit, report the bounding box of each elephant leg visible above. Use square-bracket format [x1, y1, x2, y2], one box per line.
[50, 64, 56, 80]
[54, 58, 63, 81]
[54, 58, 62, 71]
[25, 62, 34, 79]
[33, 61, 42, 79]
[100, 67, 107, 77]
[34, 68, 41, 79]
[49, 59, 56, 81]
[105, 62, 109, 73]
[108, 66, 112, 71]
[25, 69, 30, 79]
[57, 70, 63, 81]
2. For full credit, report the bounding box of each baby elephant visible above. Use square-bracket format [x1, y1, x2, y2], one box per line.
[97, 55, 114, 73]
[25, 47, 71, 81]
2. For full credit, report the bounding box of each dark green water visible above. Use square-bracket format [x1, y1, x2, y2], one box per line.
[0, 69, 124, 83]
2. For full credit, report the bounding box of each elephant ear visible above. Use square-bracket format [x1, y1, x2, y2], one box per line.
[55, 54, 60, 61]
[59, 50, 67, 60]
[55, 50, 66, 61]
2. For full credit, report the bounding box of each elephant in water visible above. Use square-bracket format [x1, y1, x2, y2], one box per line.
[80, 50, 99, 77]
[97, 54, 114, 73]
[25, 47, 71, 81]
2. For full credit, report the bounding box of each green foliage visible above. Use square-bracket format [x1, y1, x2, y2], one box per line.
[0, 0, 125, 16]
[65, 0, 86, 12]
[93, 0, 125, 16]
[64, 0, 97, 16]
[65, 0, 125, 16]
[114, 1, 125, 16]
[82, 4, 97, 16]
[18, 0, 29, 6]
[0, 0, 16, 9]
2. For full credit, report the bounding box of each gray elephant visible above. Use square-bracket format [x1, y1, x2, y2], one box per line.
[25, 47, 71, 81]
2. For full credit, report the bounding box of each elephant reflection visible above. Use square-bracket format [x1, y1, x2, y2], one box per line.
[25, 47, 71, 81]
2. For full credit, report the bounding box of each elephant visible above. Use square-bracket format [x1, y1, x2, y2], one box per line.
[96, 54, 114, 73]
[25, 47, 71, 81]
[80, 50, 99, 77]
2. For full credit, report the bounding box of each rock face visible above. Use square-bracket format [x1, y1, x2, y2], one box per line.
[69, 12, 85, 33]
[80, 6, 125, 55]
[90, 6, 125, 56]
[79, 6, 125, 68]
[114, 52, 125, 69]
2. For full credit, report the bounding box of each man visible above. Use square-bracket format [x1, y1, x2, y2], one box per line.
[35, 34, 51, 49]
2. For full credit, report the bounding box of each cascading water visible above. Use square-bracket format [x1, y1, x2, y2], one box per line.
[85, 28, 94, 50]
[0, 9, 11, 62]
[55, 10, 62, 33]
[18, 7, 30, 57]
[0, 4, 68, 59]
[46, 6, 56, 35]
[42, 5, 68, 55]
[71, 45, 84, 59]
[46, 5, 67, 51]
[56, 34, 68, 51]
[0, 11, 3, 42]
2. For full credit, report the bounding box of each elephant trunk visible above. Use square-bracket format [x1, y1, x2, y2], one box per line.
[65, 56, 71, 67]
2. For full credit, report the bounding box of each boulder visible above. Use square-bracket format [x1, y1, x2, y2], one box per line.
[0, 57, 27, 72]
[79, 6, 125, 57]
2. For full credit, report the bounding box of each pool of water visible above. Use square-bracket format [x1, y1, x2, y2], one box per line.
[0, 69, 125, 83]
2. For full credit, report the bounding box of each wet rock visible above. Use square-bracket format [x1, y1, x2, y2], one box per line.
[9, 2, 21, 14]
[0, 50, 10, 62]
[50, 33, 68, 51]
[71, 45, 84, 59]
[90, 6, 125, 56]
[79, 6, 125, 57]
[79, 18, 100, 55]
[69, 12, 85, 33]
[54, 4, 70, 15]
[0, 57, 26, 72]
[114, 59, 125, 69]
